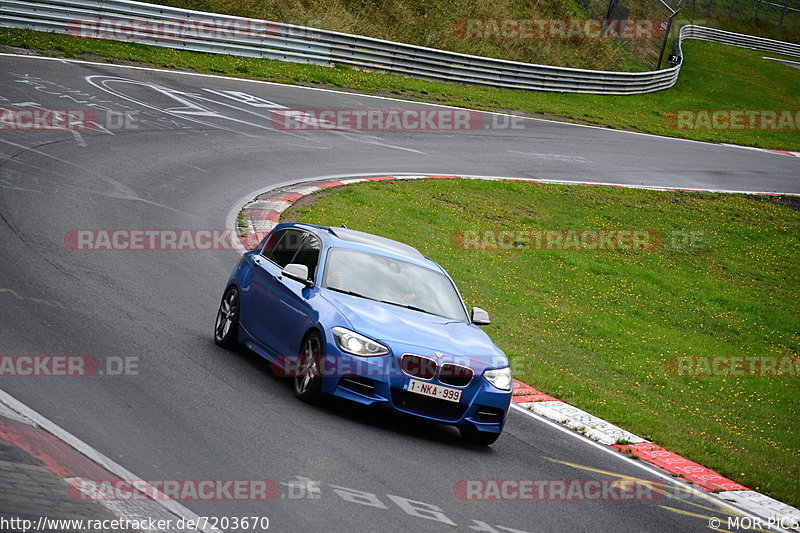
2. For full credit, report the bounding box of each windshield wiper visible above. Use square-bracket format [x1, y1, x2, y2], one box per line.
[328, 288, 445, 318]
[380, 300, 438, 317]
[327, 287, 379, 302]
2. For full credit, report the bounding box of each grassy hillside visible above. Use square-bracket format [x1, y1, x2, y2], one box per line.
[147, 0, 800, 72]
[147, 0, 667, 71]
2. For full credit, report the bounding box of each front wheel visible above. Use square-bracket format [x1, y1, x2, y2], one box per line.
[460, 425, 500, 446]
[294, 332, 325, 403]
[214, 286, 240, 349]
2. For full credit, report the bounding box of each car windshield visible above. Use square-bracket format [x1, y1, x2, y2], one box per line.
[323, 248, 468, 322]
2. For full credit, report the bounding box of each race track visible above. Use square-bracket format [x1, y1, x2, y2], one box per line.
[1, 54, 797, 532]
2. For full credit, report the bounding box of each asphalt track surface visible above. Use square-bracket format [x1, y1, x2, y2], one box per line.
[1, 54, 798, 533]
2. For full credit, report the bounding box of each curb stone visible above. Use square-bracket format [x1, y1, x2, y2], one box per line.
[236, 173, 800, 251]
[717, 491, 800, 526]
[522, 400, 647, 446]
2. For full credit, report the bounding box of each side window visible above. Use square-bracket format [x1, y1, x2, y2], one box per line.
[260, 230, 284, 258]
[263, 229, 304, 267]
[289, 234, 322, 281]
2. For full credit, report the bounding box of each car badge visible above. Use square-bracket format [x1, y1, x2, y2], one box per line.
[434, 351, 445, 359]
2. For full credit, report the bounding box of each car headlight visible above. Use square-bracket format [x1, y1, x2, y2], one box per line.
[483, 366, 512, 391]
[332, 327, 389, 357]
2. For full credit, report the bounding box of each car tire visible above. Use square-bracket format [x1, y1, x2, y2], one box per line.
[294, 331, 325, 403]
[460, 425, 500, 446]
[214, 286, 240, 349]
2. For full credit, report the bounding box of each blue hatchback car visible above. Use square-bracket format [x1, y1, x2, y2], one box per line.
[214, 223, 512, 444]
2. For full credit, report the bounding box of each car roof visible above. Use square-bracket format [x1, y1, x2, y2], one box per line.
[280, 223, 439, 270]
[327, 226, 425, 259]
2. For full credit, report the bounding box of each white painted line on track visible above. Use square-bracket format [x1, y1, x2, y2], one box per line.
[509, 404, 770, 526]
[717, 491, 800, 527]
[2, 53, 798, 158]
[0, 388, 223, 533]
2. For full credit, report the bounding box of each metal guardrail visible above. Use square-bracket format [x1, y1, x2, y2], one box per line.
[680, 23, 800, 55]
[1, 0, 799, 94]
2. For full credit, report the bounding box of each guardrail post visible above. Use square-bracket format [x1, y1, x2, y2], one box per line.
[657, 10, 681, 70]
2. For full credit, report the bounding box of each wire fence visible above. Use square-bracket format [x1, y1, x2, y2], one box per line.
[686, 0, 800, 27]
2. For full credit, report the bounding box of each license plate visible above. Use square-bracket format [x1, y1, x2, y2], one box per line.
[406, 379, 461, 403]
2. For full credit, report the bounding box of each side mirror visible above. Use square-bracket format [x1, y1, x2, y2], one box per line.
[282, 263, 312, 287]
[471, 307, 491, 326]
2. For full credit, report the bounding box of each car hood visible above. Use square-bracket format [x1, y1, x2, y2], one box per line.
[322, 290, 506, 368]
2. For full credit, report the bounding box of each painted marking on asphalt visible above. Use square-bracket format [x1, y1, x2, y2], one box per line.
[544, 457, 739, 513]
[0, 394, 536, 532]
[0, 287, 71, 311]
[506, 150, 592, 163]
[717, 491, 800, 525]
[0, 388, 222, 533]
[1, 53, 797, 158]
[0, 139, 191, 214]
[510, 405, 751, 519]
[70, 130, 87, 147]
[316, 481, 532, 531]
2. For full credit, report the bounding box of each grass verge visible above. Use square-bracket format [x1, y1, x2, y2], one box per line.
[143, 0, 664, 71]
[1, 28, 799, 150]
[122, 1, 800, 70]
[281, 178, 800, 508]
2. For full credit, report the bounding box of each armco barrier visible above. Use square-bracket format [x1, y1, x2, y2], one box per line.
[1, 0, 799, 94]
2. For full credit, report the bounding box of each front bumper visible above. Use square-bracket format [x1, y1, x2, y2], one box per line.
[317, 339, 512, 434]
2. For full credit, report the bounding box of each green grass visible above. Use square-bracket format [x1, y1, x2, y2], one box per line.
[683, 10, 800, 41]
[142, 1, 800, 69]
[281, 178, 800, 508]
[681, 7, 800, 42]
[145, 0, 664, 71]
[2, 28, 800, 150]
